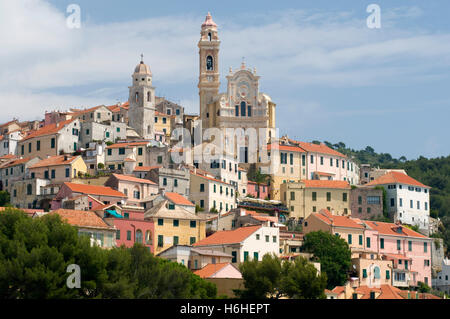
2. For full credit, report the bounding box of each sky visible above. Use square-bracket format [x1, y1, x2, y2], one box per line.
[1, 0, 450, 160]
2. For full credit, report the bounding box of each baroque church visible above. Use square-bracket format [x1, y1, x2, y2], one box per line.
[197, 13, 277, 162]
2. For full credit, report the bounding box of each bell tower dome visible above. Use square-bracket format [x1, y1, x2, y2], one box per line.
[128, 55, 156, 139]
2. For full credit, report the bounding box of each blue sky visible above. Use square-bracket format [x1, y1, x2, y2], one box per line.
[1, 0, 449, 159]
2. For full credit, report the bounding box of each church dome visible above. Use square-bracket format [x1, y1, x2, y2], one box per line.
[134, 60, 151, 75]
[202, 12, 217, 28]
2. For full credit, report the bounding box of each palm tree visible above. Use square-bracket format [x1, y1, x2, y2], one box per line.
[252, 169, 270, 199]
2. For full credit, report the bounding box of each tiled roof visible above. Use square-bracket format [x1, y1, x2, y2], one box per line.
[0, 154, 17, 160]
[302, 180, 351, 189]
[22, 119, 75, 141]
[365, 171, 429, 188]
[29, 155, 79, 169]
[72, 105, 104, 116]
[0, 157, 34, 168]
[313, 209, 365, 229]
[288, 139, 347, 158]
[193, 263, 230, 278]
[106, 141, 149, 149]
[356, 285, 404, 299]
[133, 165, 162, 172]
[314, 171, 335, 177]
[144, 200, 202, 220]
[363, 220, 428, 238]
[50, 209, 112, 229]
[164, 192, 194, 206]
[193, 225, 261, 246]
[63, 182, 126, 198]
[266, 143, 306, 153]
[191, 171, 230, 185]
[111, 173, 157, 185]
[190, 248, 232, 258]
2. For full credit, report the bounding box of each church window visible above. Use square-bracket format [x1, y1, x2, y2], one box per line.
[135, 92, 139, 103]
[240, 101, 246, 117]
[248, 105, 252, 117]
[208, 32, 212, 41]
[147, 91, 151, 102]
[206, 56, 213, 71]
[235, 105, 239, 116]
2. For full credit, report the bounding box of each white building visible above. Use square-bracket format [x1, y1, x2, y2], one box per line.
[366, 171, 430, 233]
[193, 224, 279, 264]
[0, 130, 23, 156]
[432, 258, 450, 294]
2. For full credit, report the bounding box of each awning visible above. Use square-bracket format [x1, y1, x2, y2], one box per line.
[106, 209, 122, 218]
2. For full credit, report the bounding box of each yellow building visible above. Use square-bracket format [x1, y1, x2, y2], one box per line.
[28, 155, 88, 183]
[18, 119, 81, 158]
[267, 143, 307, 201]
[154, 111, 175, 139]
[144, 199, 206, 254]
[280, 180, 351, 220]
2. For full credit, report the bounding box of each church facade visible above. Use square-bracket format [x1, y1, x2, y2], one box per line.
[197, 13, 277, 163]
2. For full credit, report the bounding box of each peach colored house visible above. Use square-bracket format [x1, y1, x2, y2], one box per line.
[304, 209, 433, 288]
[28, 155, 87, 184]
[104, 173, 159, 207]
[51, 182, 127, 209]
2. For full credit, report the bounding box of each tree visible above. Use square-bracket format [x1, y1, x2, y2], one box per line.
[280, 257, 327, 299]
[301, 231, 352, 289]
[417, 281, 431, 293]
[0, 191, 10, 206]
[235, 254, 283, 299]
[0, 208, 217, 299]
[235, 254, 327, 299]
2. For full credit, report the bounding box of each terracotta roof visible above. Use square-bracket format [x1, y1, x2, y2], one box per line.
[356, 285, 404, 299]
[363, 220, 428, 238]
[133, 165, 162, 172]
[313, 209, 365, 229]
[302, 180, 350, 189]
[287, 139, 347, 158]
[63, 182, 126, 198]
[314, 171, 335, 177]
[29, 155, 79, 169]
[365, 171, 429, 188]
[266, 144, 305, 153]
[0, 154, 17, 160]
[194, 263, 230, 278]
[22, 119, 75, 141]
[111, 173, 157, 185]
[164, 192, 194, 206]
[191, 171, 230, 185]
[72, 105, 104, 116]
[144, 199, 202, 220]
[106, 141, 149, 149]
[0, 157, 34, 168]
[50, 209, 112, 230]
[193, 225, 261, 246]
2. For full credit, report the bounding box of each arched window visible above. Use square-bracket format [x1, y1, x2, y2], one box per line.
[145, 230, 152, 245]
[208, 32, 212, 41]
[235, 105, 239, 116]
[135, 229, 143, 244]
[248, 105, 252, 117]
[240, 101, 246, 117]
[135, 92, 139, 103]
[206, 56, 213, 71]
[147, 91, 151, 102]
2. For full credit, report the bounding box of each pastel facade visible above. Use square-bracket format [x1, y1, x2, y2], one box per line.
[105, 141, 150, 170]
[366, 171, 431, 232]
[246, 181, 269, 199]
[280, 180, 351, 220]
[79, 121, 127, 148]
[350, 185, 384, 220]
[189, 170, 236, 212]
[28, 155, 88, 184]
[0, 130, 23, 156]
[104, 173, 159, 206]
[144, 200, 206, 254]
[193, 225, 279, 265]
[432, 258, 450, 294]
[0, 157, 41, 193]
[18, 119, 81, 158]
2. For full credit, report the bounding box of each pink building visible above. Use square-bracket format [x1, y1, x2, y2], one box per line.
[363, 220, 432, 288]
[97, 204, 154, 252]
[246, 181, 269, 199]
[104, 173, 159, 207]
[51, 182, 127, 210]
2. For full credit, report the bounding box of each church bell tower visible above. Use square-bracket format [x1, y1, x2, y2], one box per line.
[198, 12, 220, 130]
[128, 55, 156, 140]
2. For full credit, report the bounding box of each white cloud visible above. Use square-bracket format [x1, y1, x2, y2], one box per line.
[0, 1, 449, 128]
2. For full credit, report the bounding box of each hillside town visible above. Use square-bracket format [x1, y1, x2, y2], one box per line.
[0, 13, 448, 299]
